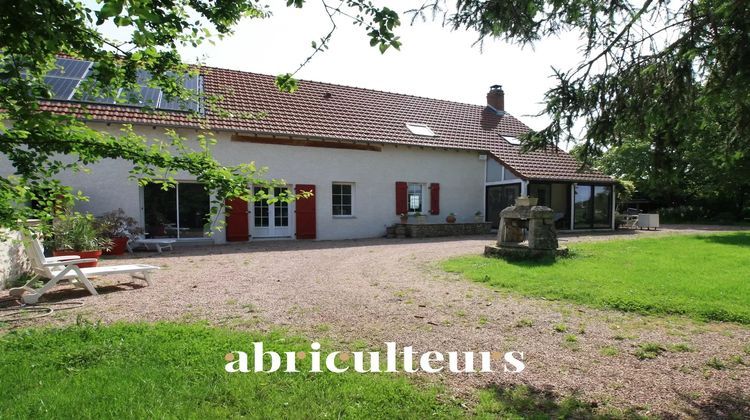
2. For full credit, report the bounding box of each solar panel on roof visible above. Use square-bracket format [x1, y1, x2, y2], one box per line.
[159, 74, 200, 112]
[44, 76, 79, 100]
[48, 59, 92, 79]
[138, 87, 162, 107]
[42, 58, 201, 113]
[135, 70, 150, 84]
[81, 88, 117, 104]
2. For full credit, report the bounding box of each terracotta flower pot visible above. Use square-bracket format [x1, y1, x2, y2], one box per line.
[400, 217, 409, 224]
[104, 236, 129, 256]
[53, 249, 102, 268]
[446, 215, 456, 223]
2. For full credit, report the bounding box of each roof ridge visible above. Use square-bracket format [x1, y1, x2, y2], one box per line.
[198, 64, 496, 111]
[43, 57, 614, 183]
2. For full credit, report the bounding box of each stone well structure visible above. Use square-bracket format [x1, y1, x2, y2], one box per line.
[484, 196, 568, 260]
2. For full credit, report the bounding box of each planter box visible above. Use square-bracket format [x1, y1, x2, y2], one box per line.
[104, 237, 129, 255]
[53, 250, 101, 268]
[403, 222, 492, 238]
[638, 213, 660, 230]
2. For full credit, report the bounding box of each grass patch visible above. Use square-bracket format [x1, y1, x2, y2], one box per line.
[635, 343, 666, 360]
[706, 357, 727, 370]
[729, 355, 745, 366]
[600, 346, 620, 356]
[667, 343, 693, 353]
[515, 318, 534, 328]
[443, 233, 750, 324]
[0, 323, 462, 418]
[553, 323, 568, 333]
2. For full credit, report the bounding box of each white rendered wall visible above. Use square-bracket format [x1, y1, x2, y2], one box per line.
[4, 124, 487, 242]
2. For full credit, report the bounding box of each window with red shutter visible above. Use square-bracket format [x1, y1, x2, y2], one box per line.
[395, 182, 408, 214]
[429, 183, 440, 215]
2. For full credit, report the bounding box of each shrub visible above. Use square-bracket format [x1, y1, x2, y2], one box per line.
[96, 208, 143, 239]
[49, 213, 111, 251]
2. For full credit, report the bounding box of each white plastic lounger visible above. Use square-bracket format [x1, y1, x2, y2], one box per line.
[10, 232, 159, 304]
[128, 237, 176, 253]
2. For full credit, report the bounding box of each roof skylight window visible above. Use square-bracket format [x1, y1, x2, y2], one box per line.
[406, 123, 436, 137]
[503, 135, 521, 145]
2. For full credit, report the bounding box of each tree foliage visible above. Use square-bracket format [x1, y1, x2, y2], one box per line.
[418, 0, 750, 150]
[0, 0, 401, 231]
[411, 0, 749, 217]
[577, 93, 750, 219]
[3, 0, 748, 229]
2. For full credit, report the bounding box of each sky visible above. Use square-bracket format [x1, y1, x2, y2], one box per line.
[166, 1, 585, 132]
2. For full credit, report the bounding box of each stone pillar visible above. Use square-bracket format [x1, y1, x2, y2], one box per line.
[1, 225, 36, 289]
[528, 207, 558, 250]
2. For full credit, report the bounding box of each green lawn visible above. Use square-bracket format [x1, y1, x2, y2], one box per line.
[0, 323, 625, 419]
[443, 233, 750, 324]
[0, 323, 460, 418]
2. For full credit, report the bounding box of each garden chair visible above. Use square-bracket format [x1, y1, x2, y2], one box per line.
[9, 231, 159, 304]
[127, 235, 177, 253]
[621, 208, 641, 229]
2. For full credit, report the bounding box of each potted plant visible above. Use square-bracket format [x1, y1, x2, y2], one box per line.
[445, 212, 457, 223]
[49, 213, 111, 267]
[96, 209, 144, 255]
[414, 212, 427, 224]
[399, 213, 409, 224]
[474, 211, 483, 222]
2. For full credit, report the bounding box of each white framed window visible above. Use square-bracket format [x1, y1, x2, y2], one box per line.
[407, 183, 424, 213]
[405, 123, 436, 137]
[332, 182, 354, 216]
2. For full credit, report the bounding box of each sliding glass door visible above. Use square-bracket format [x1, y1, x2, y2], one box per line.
[485, 183, 521, 228]
[144, 182, 210, 238]
[574, 184, 613, 229]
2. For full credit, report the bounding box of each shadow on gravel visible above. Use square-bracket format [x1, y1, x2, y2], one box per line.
[476, 384, 644, 419]
[478, 384, 750, 418]
[117, 235, 498, 260]
[677, 389, 750, 419]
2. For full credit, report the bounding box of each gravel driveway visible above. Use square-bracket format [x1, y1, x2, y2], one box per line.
[3, 226, 749, 417]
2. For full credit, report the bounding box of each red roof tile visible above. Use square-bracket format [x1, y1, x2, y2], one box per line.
[40, 65, 614, 183]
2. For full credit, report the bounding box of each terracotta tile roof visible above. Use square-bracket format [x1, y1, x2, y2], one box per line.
[40, 65, 614, 183]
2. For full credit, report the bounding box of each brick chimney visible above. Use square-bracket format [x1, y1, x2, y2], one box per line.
[487, 85, 505, 113]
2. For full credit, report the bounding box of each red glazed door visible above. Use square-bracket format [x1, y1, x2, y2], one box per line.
[225, 197, 250, 241]
[295, 184, 316, 239]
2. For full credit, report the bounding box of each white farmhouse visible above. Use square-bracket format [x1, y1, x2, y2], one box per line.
[3, 58, 616, 244]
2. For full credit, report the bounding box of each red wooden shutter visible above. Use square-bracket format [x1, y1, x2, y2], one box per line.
[295, 184, 316, 239]
[429, 183, 440, 215]
[395, 182, 408, 214]
[225, 197, 250, 241]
